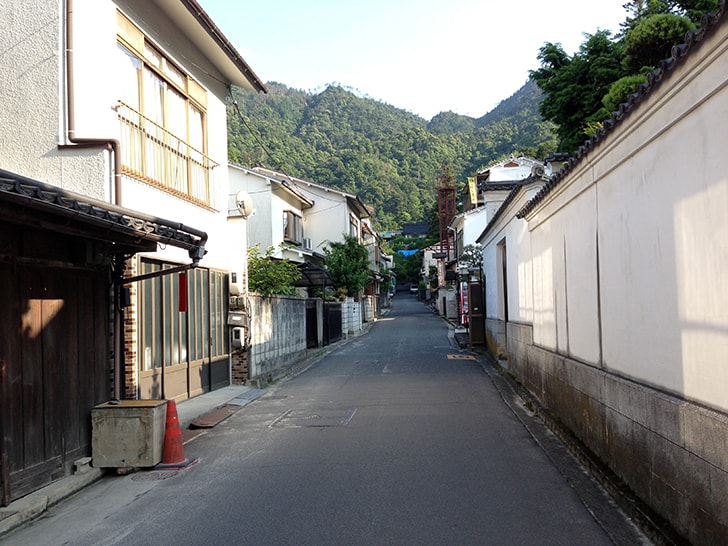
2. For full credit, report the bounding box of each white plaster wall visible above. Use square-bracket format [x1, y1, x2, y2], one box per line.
[530, 219, 557, 351]
[230, 169, 275, 251]
[0, 0, 109, 197]
[481, 194, 533, 325]
[528, 186, 600, 361]
[525, 25, 728, 411]
[72, 0, 119, 139]
[509, 215, 533, 325]
[461, 208, 488, 247]
[482, 244, 499, 320]
[298, 185, 349, 250]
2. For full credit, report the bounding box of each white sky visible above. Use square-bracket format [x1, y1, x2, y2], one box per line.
[200, 0, 628, 120]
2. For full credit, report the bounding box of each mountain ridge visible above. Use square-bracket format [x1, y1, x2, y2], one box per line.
[227, 79, 557, 230]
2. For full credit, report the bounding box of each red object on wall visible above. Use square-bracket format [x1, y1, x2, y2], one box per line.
[179, 271, 187, 312]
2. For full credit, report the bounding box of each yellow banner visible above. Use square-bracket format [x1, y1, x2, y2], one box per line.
[468, 177, 477, 204]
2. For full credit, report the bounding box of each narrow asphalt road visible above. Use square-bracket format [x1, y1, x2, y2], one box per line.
[4, 295, 648, 545]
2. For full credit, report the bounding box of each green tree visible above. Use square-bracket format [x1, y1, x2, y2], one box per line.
[530, 31, 626, 153]
[621, 0, 719, 28]
[459, 244, 483, 271]
[602, 74, 649, 113]
[623, 13, 696, 72]
[392, 250, 424, 285]
[247, 244, 301, 296]
[322, 235, 371, 298]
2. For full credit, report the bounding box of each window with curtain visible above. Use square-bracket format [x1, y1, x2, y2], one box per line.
[116, 11, 216, 207]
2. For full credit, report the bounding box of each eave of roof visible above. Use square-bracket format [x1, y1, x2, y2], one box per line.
[154, 0, 267, 93]
[0, 169, 207, 260]
[230, 163, 314, 208]
[475, 175, 549, 243]
[481, 181, 521, 192]
[517, 1, 726, 219]
[253, 167, 371, 218]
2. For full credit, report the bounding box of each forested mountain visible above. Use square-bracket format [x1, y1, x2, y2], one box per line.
[227, 79, 557, 230]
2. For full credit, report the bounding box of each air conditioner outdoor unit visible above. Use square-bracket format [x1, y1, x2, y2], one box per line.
[303, 238, 312, 250]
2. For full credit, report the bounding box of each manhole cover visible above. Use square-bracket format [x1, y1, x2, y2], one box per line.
[131, 470, 179, 481]
[270, 408, 357, 428]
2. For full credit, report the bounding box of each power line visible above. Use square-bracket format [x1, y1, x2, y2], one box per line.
[228, 86, 285, 172]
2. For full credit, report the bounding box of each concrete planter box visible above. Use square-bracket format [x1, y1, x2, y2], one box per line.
[91, 400, 167, 468]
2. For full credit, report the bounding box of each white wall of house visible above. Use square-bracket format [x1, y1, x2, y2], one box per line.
[228, 165, 315, 265]
[480, 189, 513, 226]
[0, 0, 110, 198]
[0, 0, 241, 274]
[460, 207, 488, 248]
[483, 159, 540, 182]
[299, 185, 354, 250]
[67, 0, 241, 271]
[229, 167, 275, 251]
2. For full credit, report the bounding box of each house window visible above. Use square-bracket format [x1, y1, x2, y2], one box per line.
[139, 259, 228, 372]
[116, 11, 217, 208]
[283, 211, 303, 245]
[349, 214, 360, 240]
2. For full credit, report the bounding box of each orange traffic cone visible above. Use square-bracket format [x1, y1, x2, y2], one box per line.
[156, 399, 197, 469]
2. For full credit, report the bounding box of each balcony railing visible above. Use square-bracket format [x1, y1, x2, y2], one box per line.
[117, 101, 218, 208]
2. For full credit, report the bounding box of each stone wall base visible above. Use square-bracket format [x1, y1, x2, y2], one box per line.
[500, 322, 728, 545]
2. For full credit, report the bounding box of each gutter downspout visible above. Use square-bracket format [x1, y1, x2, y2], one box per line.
[63, 0, 122, 400]
[63, 0, 123, 207]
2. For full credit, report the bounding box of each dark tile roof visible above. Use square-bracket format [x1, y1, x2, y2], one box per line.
[479, 181, 521, 192]
[402, 222, 430, 235]
[517, 1, 727, 219]
[0, 168, 207, 260]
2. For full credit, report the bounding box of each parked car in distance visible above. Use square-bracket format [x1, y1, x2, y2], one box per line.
[409, 284, 418, 295]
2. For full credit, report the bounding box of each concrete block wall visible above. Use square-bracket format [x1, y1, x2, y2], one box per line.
[248, 294, 308, 380]
[362, 295, 374, 322]
[342, 298, 362, 335]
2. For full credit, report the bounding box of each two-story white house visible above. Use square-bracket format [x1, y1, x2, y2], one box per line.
[228, 164, 315, 265]
[251, 167, 371, 261]
[0, 0, 265, 502]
